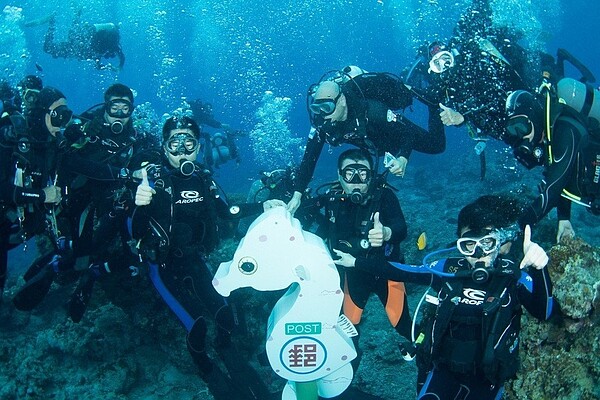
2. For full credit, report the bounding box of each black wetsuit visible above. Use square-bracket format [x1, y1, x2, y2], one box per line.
[0, 113, 59, 294]
[9, 109, 140, 314]
[131, 161, 268, 399]
[295, 77, 445, 193]
[520, 111, 600, 226]
[38, 111, 139, 320]
[422, 0, 530, 139]
[353, 256, 554, 400]
[208, 131, 241, 168]
[431, 49, 523, 139]
[308, 185, 413, 366]
[60, 110, 138, 258]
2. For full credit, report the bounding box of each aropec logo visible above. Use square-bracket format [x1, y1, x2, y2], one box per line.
[460, 288, 486, 306]
[175, 190, 204, 204]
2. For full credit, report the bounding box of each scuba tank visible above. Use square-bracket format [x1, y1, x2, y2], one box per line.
[556, 77, 600, 132]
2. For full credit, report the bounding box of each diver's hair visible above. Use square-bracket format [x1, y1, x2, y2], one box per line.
[104, 83, 134, 103]
[19, 75, 43, 91]
[338, 148, 373, 170]
[36, 86, 66, 110]
[162, 116, 201, 140]
[27, 86, 66, 134]
[457, 195, 522, 237]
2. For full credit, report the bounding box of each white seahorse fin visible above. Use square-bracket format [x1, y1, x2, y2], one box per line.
[337, 314, 358, 337]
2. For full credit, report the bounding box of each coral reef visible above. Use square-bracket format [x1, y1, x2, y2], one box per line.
[505, 238, 600, 400]
[2, 146, 599, 399]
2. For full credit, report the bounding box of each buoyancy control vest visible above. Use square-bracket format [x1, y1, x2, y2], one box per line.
[535, 75, 600, 214]
[323, 181, 388, 259]
[67, 113, 137, 166]
[546, 101, 600, 214]
[0, 113, 59, 236]
[133, 163, 220, 263]
[417, 257, 522, 384]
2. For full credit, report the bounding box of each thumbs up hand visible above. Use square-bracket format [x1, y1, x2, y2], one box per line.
[368, 212, 391, 247]
[439, 103, 465, 126]
[135, 168, 156, 206]
[141, 167, 150, 186]
[520, 225, 549, 270]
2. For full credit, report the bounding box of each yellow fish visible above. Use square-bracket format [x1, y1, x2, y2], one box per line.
[417, 232, 427, 250]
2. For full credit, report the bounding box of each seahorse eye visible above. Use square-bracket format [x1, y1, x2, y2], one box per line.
[238, 257, 257, 275]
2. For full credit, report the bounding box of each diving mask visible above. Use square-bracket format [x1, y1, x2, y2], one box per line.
[457, 234, 499, 257]
[505, 115, 544, 169]
[504, 115, 533, 145]
[309, 90, 342, 116]
[457, 224, 519, 257]
[428, 50, 455, 74]
[165, 133, 201, 156]
[106, 99, 133, 118]
[21, 88, 40, 106]
[49, 105, 73, 128]
[340, 163, 371, 184]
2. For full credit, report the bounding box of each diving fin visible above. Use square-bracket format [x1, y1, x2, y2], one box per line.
[23, 253, 58, 282]
[12, 261, 57, 311]
[21, 13, 55, 28]
[67, 270, 96, 323]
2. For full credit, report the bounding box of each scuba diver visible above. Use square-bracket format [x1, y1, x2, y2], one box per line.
[504, 84, 600, 243]
[61, 83, 142, 321]
[43, 11, 125, 70]
[189, 99, 224, 129]
[401, 0, 535, 182]
[287, 66, 446, 214]
[188, 99, 245, 168]
[14, 84, 143, 320]
[1, 75, 44, 118]
[237, 166, 300, 238]
[404, 0, 532, 140]
[333, 195, 555, 400]
[205, 130, 242, 168]
[132, 116, 283, 400]
[2, 87, 68, 306]
[306, 148, 415, 373]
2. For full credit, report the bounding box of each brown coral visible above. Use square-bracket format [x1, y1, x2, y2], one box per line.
[505, 238, 600, 400]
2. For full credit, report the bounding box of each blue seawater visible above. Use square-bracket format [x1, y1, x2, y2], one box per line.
[1, 1, 599, 399]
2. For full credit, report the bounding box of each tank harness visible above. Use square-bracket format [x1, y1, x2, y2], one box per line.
[134, 163, 219, 264]
[416, 257, 522, 384]
[539, 74, 600, 213]
[323, 175, 387, 258]
[1, 113, 59, 244]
